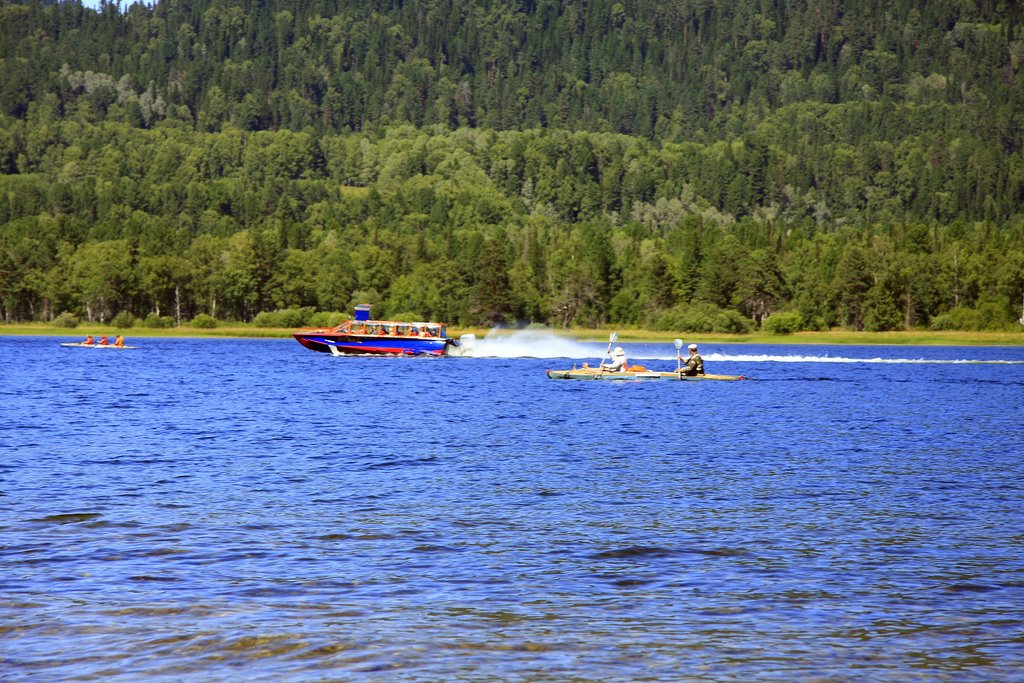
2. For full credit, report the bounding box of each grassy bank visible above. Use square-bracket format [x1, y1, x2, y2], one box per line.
[572, 328, 1024, 346]
[6, 322, 1024, 346]
[0, 323, 291, 339]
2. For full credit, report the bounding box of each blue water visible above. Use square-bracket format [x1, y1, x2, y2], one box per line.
[3, 334, 1024, 681]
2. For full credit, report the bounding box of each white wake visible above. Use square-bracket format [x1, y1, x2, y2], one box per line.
[647, 352, 1024, 365]
[454, 329, 595, 358]
[453, 330, 1024, 364]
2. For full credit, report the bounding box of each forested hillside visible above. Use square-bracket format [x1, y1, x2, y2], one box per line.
[1, 0, 1023, 331]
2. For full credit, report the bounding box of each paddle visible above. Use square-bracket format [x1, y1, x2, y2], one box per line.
[674, 338, 683, 372]
[599, 332, 618, 371]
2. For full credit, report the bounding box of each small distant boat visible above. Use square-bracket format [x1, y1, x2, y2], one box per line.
[292, 304, 458, 356]
[60, 342, 136, 349]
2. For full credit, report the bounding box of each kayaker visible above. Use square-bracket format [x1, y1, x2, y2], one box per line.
[602, 346, 628, 372]
[84, 335, 94, 345]
[114, 335, 125, 347]
[680, 343, 704, 376]
[98, 335, 110, 346]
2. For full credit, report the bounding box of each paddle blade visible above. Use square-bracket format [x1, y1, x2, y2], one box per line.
[674, 338, 683, 350]
[609, 332, 618, 343]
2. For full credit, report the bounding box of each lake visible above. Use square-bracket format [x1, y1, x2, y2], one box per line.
[3, 333, 1023, 681]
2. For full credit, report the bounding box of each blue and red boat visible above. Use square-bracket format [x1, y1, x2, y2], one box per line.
[292, 304, 458, 356]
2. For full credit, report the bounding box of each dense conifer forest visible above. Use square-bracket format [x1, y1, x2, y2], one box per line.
[1, 0, 1023, 331]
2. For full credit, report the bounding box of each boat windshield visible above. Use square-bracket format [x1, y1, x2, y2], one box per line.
[331, 318, 447, 337]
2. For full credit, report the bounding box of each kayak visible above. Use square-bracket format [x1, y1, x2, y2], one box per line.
[549, 334, 746, 381]
[60, 342, 137, 349]
[546, 368, 745, 381]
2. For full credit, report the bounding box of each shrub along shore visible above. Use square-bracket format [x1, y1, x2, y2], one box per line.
[5, 322, 1023, 346]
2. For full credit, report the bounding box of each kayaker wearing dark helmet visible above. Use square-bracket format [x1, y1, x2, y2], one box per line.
[681, 343, 704, 376]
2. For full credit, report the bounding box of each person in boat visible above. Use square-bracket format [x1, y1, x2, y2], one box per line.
[114, 335, 125, 347]
[98, 335, 110, 346]
[602, 347, 629, 372]
[680, 343, 704, 376]
[84, 335, 94, 345]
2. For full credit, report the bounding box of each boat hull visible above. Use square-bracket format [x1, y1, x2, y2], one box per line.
[293, 332, 453, 356]
[60, 342, 136, 349]
[546, 368, 745, 381]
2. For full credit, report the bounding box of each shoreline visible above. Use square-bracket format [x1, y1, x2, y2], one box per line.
[4, 323, 1024, 346]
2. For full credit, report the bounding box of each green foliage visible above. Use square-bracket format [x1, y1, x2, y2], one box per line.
[386, 311, 423, 322]
[143, 313, 175, 329]
[652, 303, 755, 334]
[863, 285, 905, 332]
[1, 1, 1023, 332]
[52, 311, 79, 328]
[929, 302, 1013, 331]
[253, 307, 316, 328]
[930, 308, 984, 331]
[0, 120, 1021, 331]
[190, 314, 218, 329]
[762, 311, 804, 335]
[110, 311, 136, 329]
[308, 311, 345, 328]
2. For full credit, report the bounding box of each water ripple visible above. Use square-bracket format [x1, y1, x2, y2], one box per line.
[1, 337, 1022, 680]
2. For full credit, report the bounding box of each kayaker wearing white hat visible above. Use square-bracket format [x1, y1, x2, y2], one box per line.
[681, 343, 704, 376]
[601, 346, 629, 372]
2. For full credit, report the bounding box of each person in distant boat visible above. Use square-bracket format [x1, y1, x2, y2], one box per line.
[680, 343, 704, 376]
[114, 335, 125, 347]
[602, 346, 628, 372]
[98, 335, 110, 346]
[84, 335, 94, 345]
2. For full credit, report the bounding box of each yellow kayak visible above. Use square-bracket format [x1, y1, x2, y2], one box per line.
[546, 368, 745, 381]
